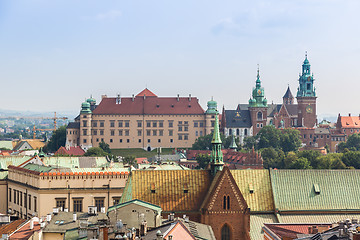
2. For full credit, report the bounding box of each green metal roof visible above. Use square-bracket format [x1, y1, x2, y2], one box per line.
[271, 169, 360, 212]
[0, 171, 8, 180]
[0, 156, 32, 170]
[120, 173, 133, 203]
[279, 214, 360, 224]
[0, 141, 14, 150]
[250, 214, 278, 240]
[42, 156, 108, 169]
[23, 163, 55, 173]
[108, 199, 162, 213]
[69, 167, 129, 173]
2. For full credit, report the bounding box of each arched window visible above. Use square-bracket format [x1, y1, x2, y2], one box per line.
[229, 129, 232, 135]
[257, 112, 263, 120]
[244, 129, 248, 136]
[236, 129, 239, 135]
[221, 224, 231, 240]
[227, 196, 230, 209]
[223, 196, 227, 209]
[223, 195, 230, 210]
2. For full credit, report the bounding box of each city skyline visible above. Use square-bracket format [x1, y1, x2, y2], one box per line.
[1, 0, 360, 118]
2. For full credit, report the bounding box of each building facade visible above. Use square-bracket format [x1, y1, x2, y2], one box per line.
[67, 89, 217, 151]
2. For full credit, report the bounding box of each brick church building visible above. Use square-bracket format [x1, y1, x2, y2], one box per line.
[221, 54, 343, 152]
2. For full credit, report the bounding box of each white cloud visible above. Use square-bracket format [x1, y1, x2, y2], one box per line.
[96, 10, 122, 20]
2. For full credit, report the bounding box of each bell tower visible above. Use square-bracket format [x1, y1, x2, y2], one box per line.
[296, 53, 317, 128]
[248, 66, 268, 135]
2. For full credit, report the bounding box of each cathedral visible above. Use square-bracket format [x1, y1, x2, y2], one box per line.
[221, 54, 339, 151]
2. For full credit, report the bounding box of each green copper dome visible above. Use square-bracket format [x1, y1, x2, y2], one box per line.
[249, 68, 268, 108]
[81, 101, 92, 114]
[86, 97, 96, 105]
[206, 98, 218, 114]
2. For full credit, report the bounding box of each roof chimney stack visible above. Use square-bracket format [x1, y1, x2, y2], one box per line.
[116, 94, 121, 104]
[132, 94, 135, 102]
[177, 94, 180, 102]
[101, 94, 107, 99]
[73, 213, 77, 222]
[188, 94, 191, 102]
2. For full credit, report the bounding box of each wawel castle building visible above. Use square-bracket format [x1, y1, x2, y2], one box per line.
[66, 89, 217, 150]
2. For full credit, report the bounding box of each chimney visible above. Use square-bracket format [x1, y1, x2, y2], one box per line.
[349, 113, 351, 116]
[101, 207, 106, 213]
[64, 208, 68, 212]
[132, 94, 135, 102]
[169, 213, 175, 221]
[177, 94, 180, 102]
[117, 94, 121, 104]
[73, 213, 77, 222]
[188, 94, 191, 102]
[46, 214, 52, 222]
[311, 225, 318, 234]
[101, 95, 107, 99]
[30, 220, 34, 230]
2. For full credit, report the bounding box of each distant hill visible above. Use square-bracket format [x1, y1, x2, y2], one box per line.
[0, 109, 77, 119]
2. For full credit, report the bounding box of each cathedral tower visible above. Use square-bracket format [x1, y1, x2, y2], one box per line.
[210, 112, 224, 176]
[296, 53, 317, 128]
[248, 67, 268, 135]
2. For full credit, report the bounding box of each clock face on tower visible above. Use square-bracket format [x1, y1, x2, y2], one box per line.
[307, 76, 311, 81]
[257, 89, 262, 95]
[306, 105, 313, 114]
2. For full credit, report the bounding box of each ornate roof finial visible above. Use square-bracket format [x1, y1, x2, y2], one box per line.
[305, 51, 308, 59]
[257, 64, 260, 78]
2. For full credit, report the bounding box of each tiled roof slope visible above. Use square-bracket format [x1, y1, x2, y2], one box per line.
[230, 169, 274, 212]
[120, 170, 212, 212]
[0, 219, 26, 236]
[338, 116, 360, 128]
[136, 88, 157, 97]
[271, 169, 360, 211]
[55, 146, 85, 156]
[279, 214, 360, 224]
[250, 214, 277, 240]
[92, 95, 204, 115]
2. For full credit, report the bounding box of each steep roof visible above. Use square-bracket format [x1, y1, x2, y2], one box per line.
[120, 170, 212, 212]
[92, 89, 204, 115]
[283, 86, 294, 99]
[9, 220, 41, 240]
[13, 140, 45, 151]
[338, 116, 360, 128]
[136, 88, 157, 97]
[107, 199, 162, 212]
[263, 223, 331, 239]
[270, 169, 360, 212]
[0, 219, 26, 236]
[230, 169, 274, 212]
[224, 110, 252, 128]
[55, 146, 85, 156]
[250, 214, 277, 240]
[66, 122, 80, 129]
[0, 141, 14, 150]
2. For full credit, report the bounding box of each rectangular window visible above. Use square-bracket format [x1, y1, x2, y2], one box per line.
[100, 121, 104, 127]
[110, 121, 115, 128]
[184, 121, 188, 125]
[95, 198, 105, 212]
[100, 130, 104, 135]
[137, 121, 142, 128]
[34, 196, 37, 212]
[125, 121, 130, 128]
[153, 121, 157, 128]
[170, 139, 173, 143]
[148, 139, 150, 143]
[73, 199, 83, 212]
[138, 130, 142, 136]
[120, 139, 123, 143]
[211, 121, 215, 127]
[28, 195, 31, 210]
[24, 193, 27, 208]
[13, 190, 16, 205]
[184, 126, 188, 132]
[83, 139, 87, 143]
[20, 191, 22, 206]
[147, 130, 151, 136]
[119, 130, 123, 136]
[113, 197, 121, 205]
[146, 121, 151, 128]
[196, 131, 198, 136]
[184, 134, 188, 140]
[158, 139, 161, 143]
[56, 199, 66, 210]
[118, 121, 123, 128]
[178, 126, 182, 131]
[93, 130, 97, 135]
[159, 121, 163, 128]
[178, 135, 183, 140]
[200, 131, 203, 136]
[159, 130, 163, 136]
[83, 129, 87, 136]
[92, 121, 97, 127]
[178, 121, 182, 125]
[169, 130, 173, 136]
[125, 130, 129, 136]
[199, 122, 204, 127]
[83, 120, 87, 127]
[153, 130, 157, 136]
[127, 139, 130, 143]
[194, 122, 198, 127]
[168, 121, 173, 128]
[110, 139, 113, 143]
[138, 139, 141, 143]
[110, 130, 115, 136]
[8, 188, 11, 202]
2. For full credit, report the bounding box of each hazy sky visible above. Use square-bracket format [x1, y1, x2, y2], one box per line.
[1, 0, 360, 119]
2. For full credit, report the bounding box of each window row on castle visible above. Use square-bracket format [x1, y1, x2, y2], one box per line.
[67, 130, 78, 135]
[84, 129, 194, 137]
[56, 197, 115, 212]
[84, 120, 207, 128]
[228, 128, 249, 136]
[8, 188, 37, 212]
[92, 138, 176, 144]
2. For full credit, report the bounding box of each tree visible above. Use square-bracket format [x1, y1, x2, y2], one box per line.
[283, 151, 298, 168]
[317, 153, 346, 169]
[99, 141, 111, 154]
[123, 156, 136, 166]
[290, 157, 312, 169]
[338, 134, 360, 152]
[196, 153, 211, 169]
[243, 136, 257, 150]
[84, 147, 107, 156]
[297, 150, 321, 169]
[280, 129, 302, 152]
[261, 147, 283, 169]
[192, 133, 228, 150]
[341, 151, 360, 168]
[44, 126, 66, 152]
[257, 126, 281, 149]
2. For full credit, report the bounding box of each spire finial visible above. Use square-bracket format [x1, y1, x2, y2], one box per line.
[305, 51, 308, 59]
[257, 64, 260, 77]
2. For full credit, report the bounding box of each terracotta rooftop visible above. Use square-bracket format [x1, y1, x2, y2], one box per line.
[92, 89, 204, 115]
[338, 115, 360, 128]
[263, 223, 331, 239]
[136, 88, 157, 97]
[9, 221, 41, 240]
[55, 146, 85, 156]
[0, 219, 26, 236]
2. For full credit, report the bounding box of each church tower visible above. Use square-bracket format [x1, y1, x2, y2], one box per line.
[210, 112, 224, 176]
[283, 86, 294, 104]
[248, 67, 268, 135]
[296, 53, 317, 127]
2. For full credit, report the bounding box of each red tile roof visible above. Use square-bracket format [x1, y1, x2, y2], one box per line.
[93, 90, 204, 115]
[136, 88, 157, 97]
[9, 221, 41, 240]
[338, 116, 360, 128]
[263, 223, 331, 239]
[55, 146, 85, 156]
[0, 219, 26, 236]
